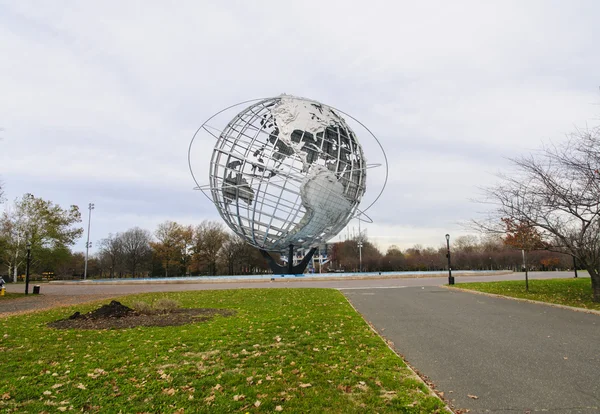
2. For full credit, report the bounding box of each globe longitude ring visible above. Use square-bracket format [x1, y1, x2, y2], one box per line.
[189, 94, 388, 274]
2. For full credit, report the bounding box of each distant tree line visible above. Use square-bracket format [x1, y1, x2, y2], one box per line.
[0, 193, 576, 281]
[92, 221, 268, 279]
[0, 194, 270, 280]
[326, 234, 572, 273]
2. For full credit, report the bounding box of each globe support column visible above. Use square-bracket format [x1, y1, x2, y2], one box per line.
[260, 245, 317, 275]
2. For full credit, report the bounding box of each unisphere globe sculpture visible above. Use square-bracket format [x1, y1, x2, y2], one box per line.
[190, 94, 386, 274]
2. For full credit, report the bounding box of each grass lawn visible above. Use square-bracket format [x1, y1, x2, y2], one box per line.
[0, 292, 25, 300]
[455, 277, 600, 311]
[0, 288, 445, 413]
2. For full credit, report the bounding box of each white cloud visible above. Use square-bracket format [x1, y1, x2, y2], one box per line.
[1, 0, 599, 255]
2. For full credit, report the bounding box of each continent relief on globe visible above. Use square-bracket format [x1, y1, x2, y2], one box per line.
[216, 95, 365, 249]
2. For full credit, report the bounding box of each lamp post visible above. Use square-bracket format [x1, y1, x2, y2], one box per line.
[357, 218, 363, 272]
[25, 242, 31, 294]
[445, 234, 454, 285]
[357, 240, 363, 272]
[84, 203, 94, 280]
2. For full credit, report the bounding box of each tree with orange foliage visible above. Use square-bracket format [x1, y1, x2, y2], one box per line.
[502, 218, 546, 291]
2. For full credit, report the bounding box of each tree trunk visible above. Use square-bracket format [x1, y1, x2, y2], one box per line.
[590, 269, 600, 303]
[583, 265, 600, 302]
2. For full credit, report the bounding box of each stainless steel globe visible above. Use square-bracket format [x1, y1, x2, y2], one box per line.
[190, 94, 387, 274]
[207, 95, 366, 252]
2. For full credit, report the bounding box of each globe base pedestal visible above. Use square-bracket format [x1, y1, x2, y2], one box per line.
[260, 245, 317, 275]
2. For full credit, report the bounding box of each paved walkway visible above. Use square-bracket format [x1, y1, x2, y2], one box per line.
[0, 271, 573, 316]
[344, 285, 600, 413]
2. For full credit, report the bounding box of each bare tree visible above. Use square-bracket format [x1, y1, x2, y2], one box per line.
[192, 221, 228, 275]
[120, 227, 152, 277]
[219, 234, 248, 275]
[478, 126, 600, 301]
[98, 233, 125, 278]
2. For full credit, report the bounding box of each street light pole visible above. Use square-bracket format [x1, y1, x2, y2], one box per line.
[357, 218, 363, 272]
[445, 234, 454, 285]
[84, 203, 95, 280]
[25, 242, 31, 294]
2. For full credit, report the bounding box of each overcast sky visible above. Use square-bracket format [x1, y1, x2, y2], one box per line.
[1, 0, 599, 255]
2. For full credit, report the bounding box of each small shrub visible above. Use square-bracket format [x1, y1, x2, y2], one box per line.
[131, 301, 153, 314]
[154, 298, 180, 312]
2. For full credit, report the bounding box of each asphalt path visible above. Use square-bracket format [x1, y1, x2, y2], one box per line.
[1, 270, 583, 297]
[344, 284, 600, 413]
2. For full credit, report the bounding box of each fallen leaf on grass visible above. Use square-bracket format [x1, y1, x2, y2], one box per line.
[233, 394, 246, 401]
[1, 393, 11, 400]
[275, 406, 283, 412]
[299, 383, 312, 388]
[204, 394, 215, 404]
[75, 384, 86, 390]
[87, 368, 107, 379]
[254, 400, 261, 407]
[57, 407, 67, 412]
[162, 388, 176, 396]
[468, 394, 479, 399]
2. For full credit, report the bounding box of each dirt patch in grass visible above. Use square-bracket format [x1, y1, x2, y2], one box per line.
[47, 300, 235, 330]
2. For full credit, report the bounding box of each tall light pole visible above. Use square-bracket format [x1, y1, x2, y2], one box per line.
[84, 203, 94, 280]
[445, 234, 454, 285]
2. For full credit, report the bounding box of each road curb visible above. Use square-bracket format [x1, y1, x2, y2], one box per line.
[445, 285, 600, 316]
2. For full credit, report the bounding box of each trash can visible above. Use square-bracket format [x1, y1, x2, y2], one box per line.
[33, 285, 40, 294]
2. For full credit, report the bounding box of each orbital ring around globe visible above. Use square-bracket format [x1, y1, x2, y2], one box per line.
[189, 95, 388, 253]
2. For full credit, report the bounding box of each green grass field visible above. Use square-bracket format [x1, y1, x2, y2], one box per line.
[0, 292, 25, 300]
[456, 277, 600, 311]
[0, 288, 444, 413]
